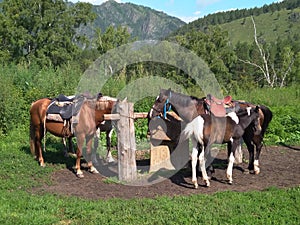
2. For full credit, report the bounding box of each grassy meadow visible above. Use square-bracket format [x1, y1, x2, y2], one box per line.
[221, 8, 300, 44]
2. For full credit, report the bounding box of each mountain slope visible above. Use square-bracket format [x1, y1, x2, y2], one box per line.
[81, 0, 185, 40]
[171, 0, 300, 45]
[220, 8, 300, 44]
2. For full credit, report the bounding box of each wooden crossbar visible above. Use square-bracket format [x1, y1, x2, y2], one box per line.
[104, 112, 148, 121]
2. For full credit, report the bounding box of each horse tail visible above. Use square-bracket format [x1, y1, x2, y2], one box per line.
[260, 105, 273, 137]
[181, 116, 205, 146]
[29, 116, 36, 157]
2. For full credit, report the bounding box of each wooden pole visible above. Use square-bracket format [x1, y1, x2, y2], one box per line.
[116, 102, 137, 181]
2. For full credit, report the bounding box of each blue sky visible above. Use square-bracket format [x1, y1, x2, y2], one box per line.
[70, 0, 280, 23]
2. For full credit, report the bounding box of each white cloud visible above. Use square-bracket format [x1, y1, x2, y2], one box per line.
[214, 8, 237, 14]
[194, 11, 201, 15]
[70, 0, 122, 5]
[179, 16, 199, 23]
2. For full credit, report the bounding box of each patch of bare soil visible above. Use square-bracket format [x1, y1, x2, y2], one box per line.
[33, 145, 300, 199]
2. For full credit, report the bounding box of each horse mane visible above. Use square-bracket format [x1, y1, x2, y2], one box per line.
[161, 89, 204, 107]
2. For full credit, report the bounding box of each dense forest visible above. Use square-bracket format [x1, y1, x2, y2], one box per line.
[0, 0, 299, 144]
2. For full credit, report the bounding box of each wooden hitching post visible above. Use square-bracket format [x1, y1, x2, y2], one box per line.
[116, 102, 137, 181]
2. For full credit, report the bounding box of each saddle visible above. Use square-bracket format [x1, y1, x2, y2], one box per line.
[46, 94, 86, 135]
[204, 94, 234, 117]
[47, 94, 76, 121]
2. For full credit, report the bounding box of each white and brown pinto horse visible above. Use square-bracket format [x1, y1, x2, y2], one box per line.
[149, 89, 272, 175]
[181, 106, 261, 188]
[30, 95, 118, 177]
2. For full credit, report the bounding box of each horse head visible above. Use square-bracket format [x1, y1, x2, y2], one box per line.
[237, 105, 262, 135]
[252, 105, 262, 135]
[148, 88, 172, 119]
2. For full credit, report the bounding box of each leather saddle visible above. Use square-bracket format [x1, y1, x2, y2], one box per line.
[204, 94, 233, 117]
[46, 94, 77, 121]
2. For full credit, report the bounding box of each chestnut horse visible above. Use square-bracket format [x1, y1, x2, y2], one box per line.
[30, 95, 118, 177]
[149, 89, 273, 174]
[63, 114, 115, 162]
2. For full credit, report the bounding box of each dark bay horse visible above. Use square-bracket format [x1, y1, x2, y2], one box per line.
[181, 106, 261, 188]
[149, 89, 273, 174]
[30, 95, 118, 177]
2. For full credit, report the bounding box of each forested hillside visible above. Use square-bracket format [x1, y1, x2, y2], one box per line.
[167, 0, 300, 89]
[174, 0, 300, 35]
[79, 0, 185, 40]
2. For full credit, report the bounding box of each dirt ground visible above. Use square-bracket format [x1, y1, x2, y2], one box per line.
[34, 145, 300, 200]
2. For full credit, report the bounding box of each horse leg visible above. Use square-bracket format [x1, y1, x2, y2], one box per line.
[244, 138, 255, 174]
[226, 139, 238, 184]
[191, 139, 199, 189]
[253, 138, 263, 174]
[234, 139, 243, 164]
[68, 137, 75, 155]
[105, 129, 115, 163]
[204, 145, 214, 179]
[199, 144, 210, 187]
[62, 137, 68, 157]
[86, 135, 99, 174]
[35, 124, 45, 167]
[75, 136, 84, 178]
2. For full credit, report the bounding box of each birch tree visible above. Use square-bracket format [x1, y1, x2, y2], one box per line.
[238, 16, 295, 87]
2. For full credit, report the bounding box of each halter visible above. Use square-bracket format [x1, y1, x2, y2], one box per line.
[163, 91, 172, 119]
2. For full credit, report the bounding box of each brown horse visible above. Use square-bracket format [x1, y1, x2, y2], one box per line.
[30, 95, 118, 177]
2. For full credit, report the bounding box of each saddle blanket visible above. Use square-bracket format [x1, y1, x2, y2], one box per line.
[46, 113, 64, 122]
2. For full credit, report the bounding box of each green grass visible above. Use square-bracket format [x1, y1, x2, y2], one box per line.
[0, 122, 299, 224]
[232, 85, 300, 107]
[0, 187, 299, 225]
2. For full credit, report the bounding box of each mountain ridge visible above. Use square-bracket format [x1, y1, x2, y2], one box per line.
[80, 0, 186, 40]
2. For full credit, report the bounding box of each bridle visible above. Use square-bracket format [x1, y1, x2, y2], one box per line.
[152, 91, 172, 119]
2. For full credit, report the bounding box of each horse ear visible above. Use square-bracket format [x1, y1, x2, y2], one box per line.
[167, 88, 171, 95]
[122, 97, 127, 103]
[255, 105, 260, 112]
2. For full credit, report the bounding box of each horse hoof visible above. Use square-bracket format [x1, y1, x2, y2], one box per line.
[243, 169, 250, 174]
[228, 180, 233, 185]
[77, 173, 84, 178]
[76, 170, 84, 178]
[206, 181, 210, 187]
[254, 168, 260, 175]
[106, 157, 115, 163]
[193, 182, 198, 189]
[89, 167, 99, 174]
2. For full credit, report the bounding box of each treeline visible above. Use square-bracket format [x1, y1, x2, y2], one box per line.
[0, 0, 132, 68]
[174, 0, 300, 35]
[0, 0, 299, 89]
